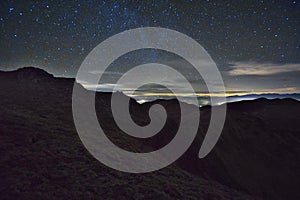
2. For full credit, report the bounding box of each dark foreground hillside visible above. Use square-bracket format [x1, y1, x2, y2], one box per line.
[0, 67, 299, 199]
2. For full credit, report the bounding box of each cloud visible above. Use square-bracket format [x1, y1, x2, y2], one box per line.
[81, 83, 120, 92]
[88, 70, 123, 76]
[228, 62, 300, 76]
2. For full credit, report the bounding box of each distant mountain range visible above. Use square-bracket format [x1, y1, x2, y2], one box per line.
[226, 93, 300, 103]
[0, 67, 299, 199]
[134, 93, 300, 106]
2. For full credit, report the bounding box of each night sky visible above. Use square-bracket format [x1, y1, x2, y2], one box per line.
[0, 0, 299, 97]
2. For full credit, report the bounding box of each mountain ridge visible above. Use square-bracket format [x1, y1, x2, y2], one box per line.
[0, 67, 299, 199]
[1, 66, 299, 105]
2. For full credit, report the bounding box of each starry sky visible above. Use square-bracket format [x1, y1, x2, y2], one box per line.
[0, 0, 299, 98]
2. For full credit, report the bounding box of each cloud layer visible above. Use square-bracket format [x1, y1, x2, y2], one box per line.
[228, 62, 300, 76]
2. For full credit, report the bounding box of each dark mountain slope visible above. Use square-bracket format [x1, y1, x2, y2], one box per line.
[0, 67, 299, 199]
[177, 98, 300, 200]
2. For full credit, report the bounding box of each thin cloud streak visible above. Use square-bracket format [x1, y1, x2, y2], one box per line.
[228, 62, 300, 76]
[130, 87, 297, 97]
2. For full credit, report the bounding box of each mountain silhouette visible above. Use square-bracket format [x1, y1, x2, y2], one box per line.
[0, 67, 299, 199]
